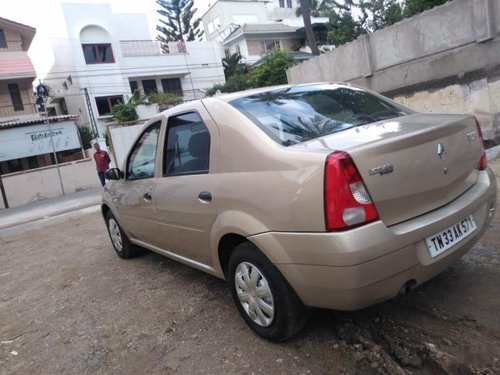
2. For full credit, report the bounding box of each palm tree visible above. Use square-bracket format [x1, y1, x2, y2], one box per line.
[299, 0, 320, 56]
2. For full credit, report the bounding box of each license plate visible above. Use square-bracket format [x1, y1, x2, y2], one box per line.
[425, 215, 477, 258]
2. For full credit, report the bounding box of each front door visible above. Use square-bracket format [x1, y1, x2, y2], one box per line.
[113, 121, 161, 246]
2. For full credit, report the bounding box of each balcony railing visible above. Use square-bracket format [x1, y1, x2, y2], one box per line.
[120, 40, 187, 57]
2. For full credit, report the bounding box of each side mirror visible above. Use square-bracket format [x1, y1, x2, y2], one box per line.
[105, 168, 122, 180]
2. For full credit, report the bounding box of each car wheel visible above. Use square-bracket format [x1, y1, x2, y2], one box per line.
[228, 242, 309, 342]
[106, 211, 139, 259]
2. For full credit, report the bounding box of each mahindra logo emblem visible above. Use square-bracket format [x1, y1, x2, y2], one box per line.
[437, 143, 446, 160]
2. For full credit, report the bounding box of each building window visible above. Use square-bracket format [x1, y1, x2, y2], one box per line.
[279, 0, 285, 8]
[235, 44, 241, 54]
[286, 0, 292, 8]
[0, 29, 6, 48]
[161, 78, 182, 96]
[82, 44, 115, 64]
[95, 95, 123, 116]
[260, 40, 281, 53]
[8, 84, 24, 111]
[129, 81, 138, 93]
[224, 49, 230, 58]
[142, 79, 158, 95]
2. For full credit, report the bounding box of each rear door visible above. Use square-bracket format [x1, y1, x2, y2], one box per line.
[152, 105, 219, 266]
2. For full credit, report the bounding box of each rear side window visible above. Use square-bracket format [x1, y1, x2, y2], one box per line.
[230, 84, 411, 146]
[164, 112, 210, 176]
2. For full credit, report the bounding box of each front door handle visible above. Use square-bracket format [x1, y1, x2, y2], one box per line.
[198, 191, 212, 202]
[143, 192, 152, 202]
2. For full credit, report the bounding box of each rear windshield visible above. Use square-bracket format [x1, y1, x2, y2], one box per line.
[230, 84, 411, 146]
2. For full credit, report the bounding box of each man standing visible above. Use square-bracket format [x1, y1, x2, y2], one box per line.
[93, 143, 111, 186]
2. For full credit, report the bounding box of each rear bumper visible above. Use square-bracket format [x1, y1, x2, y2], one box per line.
[249, 169, 497, 311]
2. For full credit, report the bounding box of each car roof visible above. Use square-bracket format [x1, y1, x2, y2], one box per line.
[154, 82, 353, 120]
[203, 82, 352, 103]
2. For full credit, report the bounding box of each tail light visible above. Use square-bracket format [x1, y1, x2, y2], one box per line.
[474, 118, 487, 171]
[324, 151, 379, 231]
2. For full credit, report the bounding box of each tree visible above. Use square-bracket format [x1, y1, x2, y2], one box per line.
[250, 50, 296, 87]
[403, 0, 450, 18]
[300, 0, 320, 56]
[156, 0, 203, 51]
[222, 52, 249, 80]
[327, 11, 364, 46]
[324, 0, 404, 46]
[368, 0, 404, 31]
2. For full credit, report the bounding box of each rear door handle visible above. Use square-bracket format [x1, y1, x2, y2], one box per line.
[143, 192, 152, 202]
[198, 191, 212, 202]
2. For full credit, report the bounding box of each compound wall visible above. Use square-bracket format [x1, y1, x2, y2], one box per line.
[287, 0, 500, 140]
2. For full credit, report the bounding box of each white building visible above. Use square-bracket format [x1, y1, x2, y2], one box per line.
[201, 0, 327, 65]
[43, 3, 226, 136]
[203, 0, 298, 42]
[0, 17, 82, 176]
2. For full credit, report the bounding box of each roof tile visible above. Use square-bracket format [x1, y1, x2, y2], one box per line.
[0, 55, 36, 78]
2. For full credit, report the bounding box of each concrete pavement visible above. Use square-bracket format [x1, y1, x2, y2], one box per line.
[0, 187, 102, 230]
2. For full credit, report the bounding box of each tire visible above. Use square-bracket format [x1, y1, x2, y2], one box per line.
[228, 242, 309, 342]
[105, 211, 140, 259]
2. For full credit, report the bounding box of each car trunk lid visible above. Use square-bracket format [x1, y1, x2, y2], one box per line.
[292, 114, 483, 226]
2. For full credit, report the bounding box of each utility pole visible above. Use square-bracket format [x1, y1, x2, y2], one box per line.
[180, 40, 197, 99]
[36, 82, 65, 195]
[0, 174, 9, 209]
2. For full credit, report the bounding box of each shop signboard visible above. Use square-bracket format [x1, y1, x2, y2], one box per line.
[0, 121, 81, 162]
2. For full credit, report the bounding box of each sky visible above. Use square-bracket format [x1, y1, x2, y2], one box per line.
[0, 0, 212, 34]
[0, 0, 213, 78]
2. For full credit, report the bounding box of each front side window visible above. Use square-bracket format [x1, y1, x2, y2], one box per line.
[95, 95, 123, 116]
[230, 84, 411, 146]
[127, 122, 161, 180]
[0, 29, 7, 48]
[82, 43, 115, 64]
[286, 0, 292, 8]
[164, 112, 210, 176]
[279, 0, 285, 7]
[8, 84, 23, 111]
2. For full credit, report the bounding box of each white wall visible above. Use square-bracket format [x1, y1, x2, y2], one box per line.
[0, 159, 101, 209]
[108, 123, 144, 168]
[202, 1, 269, 41]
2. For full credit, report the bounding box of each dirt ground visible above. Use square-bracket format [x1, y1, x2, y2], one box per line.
[1, 163, 500, 375]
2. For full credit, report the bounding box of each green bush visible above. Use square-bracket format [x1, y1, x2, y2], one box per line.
[206, 74, 252, 96]
[250, 50, 295, 87]
[148, 92, 183, 111]
[78, 125, 93, 148]
[206, 50, 295, 96]
[111, 103, 138, 123]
